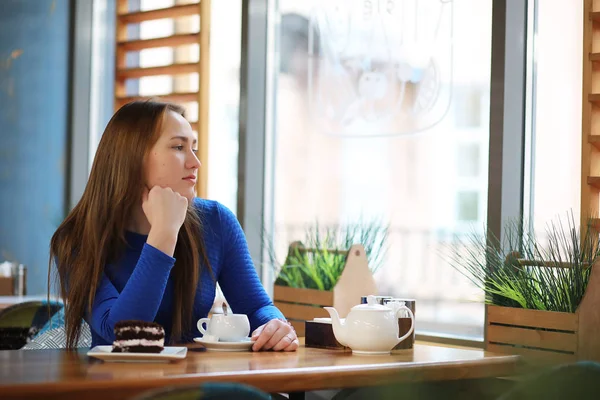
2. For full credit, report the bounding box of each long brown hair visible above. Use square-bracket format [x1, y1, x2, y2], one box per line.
[49, 100, 210, 349]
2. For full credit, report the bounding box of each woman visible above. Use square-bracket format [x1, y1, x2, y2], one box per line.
[49, 100, 298, 352]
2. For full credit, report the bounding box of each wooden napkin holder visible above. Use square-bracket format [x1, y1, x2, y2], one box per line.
[304, 319, 348, 350]
[0, 277, 13, 296]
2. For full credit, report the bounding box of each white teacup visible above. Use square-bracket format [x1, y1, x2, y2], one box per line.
[197, 314, 250, 342]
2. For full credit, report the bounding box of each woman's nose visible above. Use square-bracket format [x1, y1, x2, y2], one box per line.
[187, 151, 201, 169]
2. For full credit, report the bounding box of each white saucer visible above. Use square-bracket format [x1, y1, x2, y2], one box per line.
[87, 346, 187, 362]
[193, 337, 255, 352]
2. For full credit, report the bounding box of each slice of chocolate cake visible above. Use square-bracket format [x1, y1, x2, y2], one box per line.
[112, 320, 165, 353]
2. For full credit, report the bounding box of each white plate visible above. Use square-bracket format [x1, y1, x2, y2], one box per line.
[87, 346, 187, 362]
[193, 337, 255, 352]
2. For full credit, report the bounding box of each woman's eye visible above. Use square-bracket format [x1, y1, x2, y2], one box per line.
[192, 149, 199, 154]
[173, 145, 184, 151]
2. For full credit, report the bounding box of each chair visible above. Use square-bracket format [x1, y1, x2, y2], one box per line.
[21, 306, 93, 350]
[0, 300, 62, 329]
[131, 382, 273, 400]
[498, 361, 600, 400]
[0, 301, 62, 350]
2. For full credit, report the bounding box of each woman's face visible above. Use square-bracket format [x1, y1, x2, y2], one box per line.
[144, 110, 200, 201]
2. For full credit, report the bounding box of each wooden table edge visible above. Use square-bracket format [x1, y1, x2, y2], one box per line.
[1, 354, 520, 397]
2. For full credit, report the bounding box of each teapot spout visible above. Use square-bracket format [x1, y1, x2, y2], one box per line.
[323, 307, 347, 347]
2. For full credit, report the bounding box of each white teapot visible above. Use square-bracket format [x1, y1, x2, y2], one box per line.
[324, 295, 415, 355]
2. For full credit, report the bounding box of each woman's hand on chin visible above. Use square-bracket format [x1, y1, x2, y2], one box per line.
[144, 186, 188, 256]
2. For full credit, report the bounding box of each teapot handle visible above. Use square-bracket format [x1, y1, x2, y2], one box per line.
[395, 306, 415, 343]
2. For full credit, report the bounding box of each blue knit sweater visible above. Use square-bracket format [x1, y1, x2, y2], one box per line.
[88, 198, 283, 346]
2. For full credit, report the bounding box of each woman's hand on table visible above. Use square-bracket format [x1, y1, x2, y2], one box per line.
[251, 319, 299, 352]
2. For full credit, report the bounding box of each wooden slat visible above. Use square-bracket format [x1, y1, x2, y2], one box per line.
[488, 325, 577, 353]
[487, 344, 577, 365]
[117, 62, 198, 80]
[273, 285, 334, 306]
[583, 0, 600, 230]
[115, 91, 199, 107]
[576, 258, 600, 362]
[117, 0, 128, 14]
[590, 218, 600, 229]
[119, 3, 198, 24]
[196, 0, 211, 199]
[581, 1, 600, 364]
[114, 0, 129, 109]
[118, 33, 198, 52]
[588, 176, 600, 189]
[290, 321, 305, 337]
[274, 302, 330, 321]
[487, 305, 578, 331]
[589, 135, 600, 151]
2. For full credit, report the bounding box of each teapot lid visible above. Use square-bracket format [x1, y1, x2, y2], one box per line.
[351, 295, 390, 311]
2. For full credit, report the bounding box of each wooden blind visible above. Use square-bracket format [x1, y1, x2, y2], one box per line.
[115, 0, 211, 198]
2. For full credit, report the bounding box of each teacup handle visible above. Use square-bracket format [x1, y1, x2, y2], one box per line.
[197, 317, 210, 335]
[395, 306, 415, 343]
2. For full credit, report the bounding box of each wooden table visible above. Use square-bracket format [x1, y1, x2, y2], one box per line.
[0, 342, 520, 400]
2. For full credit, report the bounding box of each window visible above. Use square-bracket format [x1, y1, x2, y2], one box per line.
[457, 143, 480, 178]
[453, 86, 484, 129]
[138, 0, 175, 97]
[264, 0, 493, 340]
[93, 0, 240, 211]
[526, 1, 582, 235]
[457, 191, 479, 222]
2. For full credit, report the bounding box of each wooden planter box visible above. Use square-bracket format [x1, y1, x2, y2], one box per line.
[273, 243, 377, 336]
[485, 260, 600, 364]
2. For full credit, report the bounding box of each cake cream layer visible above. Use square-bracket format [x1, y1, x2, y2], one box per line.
[114, 330, 165, 341]
[115, 326, 164, 335]
[112, 338, 165, 348]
